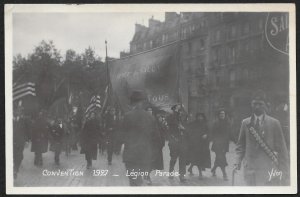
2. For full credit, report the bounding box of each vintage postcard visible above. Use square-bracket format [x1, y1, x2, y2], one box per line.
[5, 3, 297, 194]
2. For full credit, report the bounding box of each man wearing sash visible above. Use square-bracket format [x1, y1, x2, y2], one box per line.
[234, 90, 289, 186]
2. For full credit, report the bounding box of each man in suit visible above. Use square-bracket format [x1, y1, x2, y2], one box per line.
[234, 90, 289, 186]
[122, 90, 156, 186]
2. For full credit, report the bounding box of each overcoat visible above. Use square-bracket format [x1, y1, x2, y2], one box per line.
[211, 119, 231, 153]
[31, 117, 49, 153]
[13, 117, 30, 164]
[166, 112, 189, 157]
[187, 120, 211, 168]
[80, 118, 100, 160]
[49, 124, 64, 153]
[236, 114, 289, 186]
[14, 117, 30, 149]
[122, 108, 156, 171]
[104, 113, 118, 142]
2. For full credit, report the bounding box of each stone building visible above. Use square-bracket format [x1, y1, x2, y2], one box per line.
[122, 12, 289, 135]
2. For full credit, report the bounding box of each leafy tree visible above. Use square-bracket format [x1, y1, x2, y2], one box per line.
[13, 40, 108, 116]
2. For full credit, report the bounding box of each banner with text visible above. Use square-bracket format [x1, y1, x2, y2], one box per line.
[109, 42, 181, 113]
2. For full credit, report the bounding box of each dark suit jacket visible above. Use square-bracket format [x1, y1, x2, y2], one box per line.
[122, 108, 156, 169]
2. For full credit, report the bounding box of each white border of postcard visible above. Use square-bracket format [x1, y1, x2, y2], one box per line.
[5, 3, 297, 194]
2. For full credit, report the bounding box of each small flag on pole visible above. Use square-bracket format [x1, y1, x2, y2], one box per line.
[85, 94, 101, 116]
[13, 82, 36, 102]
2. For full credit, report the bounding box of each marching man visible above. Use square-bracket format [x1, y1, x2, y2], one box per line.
[234, 90, 289, 186]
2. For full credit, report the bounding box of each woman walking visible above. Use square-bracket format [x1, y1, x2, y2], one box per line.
[211, 109, 231, 181]
[187, 113, 211, 179]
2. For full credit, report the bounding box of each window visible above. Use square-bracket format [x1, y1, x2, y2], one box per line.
[216, 75, 221, 86]
[230, 25, 237, 39]
[181, 28, 187, 39]
[149, 40, 153, 48]
[213, 48, 221, 65]
[215, 30, 221, 42]
[199, 62, 205, 73]
[131, 44, 136, 52]
[162, 34, 168, 44]
[200, 21, 204, 28]
[243, 23, 250, 35]
[228, 45, 236, 63]
[200, 39, 205, 49]
[243, 68, 249, 80]
[258, 19, 264, 31]
[187, 42, 192, 54]
[191, 25, 195, 33]
[229, 70, 236, 88]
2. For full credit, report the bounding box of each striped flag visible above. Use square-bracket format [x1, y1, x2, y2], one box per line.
[13, 82, 36, 102]
[85, 94, 101, 116]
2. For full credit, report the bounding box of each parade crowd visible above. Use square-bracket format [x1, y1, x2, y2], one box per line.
[13, 90, 289, 186]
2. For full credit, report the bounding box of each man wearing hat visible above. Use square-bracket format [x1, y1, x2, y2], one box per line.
[234, 90, 289, 185]
[122, 90, 156, 186]
[166, 103, 189, 183]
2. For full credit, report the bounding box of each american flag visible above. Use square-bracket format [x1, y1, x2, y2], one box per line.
[85, 95, 101, 116]
[13, 82, 36, 102]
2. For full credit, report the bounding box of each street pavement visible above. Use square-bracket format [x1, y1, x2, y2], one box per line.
[14, 142, 246, 187]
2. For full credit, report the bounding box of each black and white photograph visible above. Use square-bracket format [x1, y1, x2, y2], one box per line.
[5, 4, 296, 194]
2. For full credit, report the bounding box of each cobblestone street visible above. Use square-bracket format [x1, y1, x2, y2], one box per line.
[14, 142, 245, 187]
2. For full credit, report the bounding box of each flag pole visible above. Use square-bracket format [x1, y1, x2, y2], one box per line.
[101, 40, 110, 116]
[176, 14, 183, 106]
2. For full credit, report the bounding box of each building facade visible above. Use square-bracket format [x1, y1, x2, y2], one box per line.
[122, 12, 289, 135]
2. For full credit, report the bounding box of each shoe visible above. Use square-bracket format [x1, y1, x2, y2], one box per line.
[86, 162, 92, 169]
[188, 167, 194, 175]
[179, 176, 187, 183]
[223, 175, 228, 181]
[199, 172, 203, 180]
[144, 176, 152, 185]
[108, 161, 112, 165]
[211, 169, 216, 177]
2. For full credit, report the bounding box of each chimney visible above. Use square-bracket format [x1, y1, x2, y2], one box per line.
[135, 23, 147, 33]
[149, 18, 161, 30]
[165, 12, 179, 23]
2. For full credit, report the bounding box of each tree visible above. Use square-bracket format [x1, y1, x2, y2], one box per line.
[13, 54, 29, 84]
[26, 40, 63, 109]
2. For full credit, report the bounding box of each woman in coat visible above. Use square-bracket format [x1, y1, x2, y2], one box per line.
[80, 112, 101, 169]
[211, 109, 231, 180]
[187, 113, 211, 179]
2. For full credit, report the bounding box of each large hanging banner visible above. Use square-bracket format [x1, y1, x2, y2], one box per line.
[109, 42, 182, 113]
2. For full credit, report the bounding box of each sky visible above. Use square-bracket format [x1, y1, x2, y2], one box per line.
[13, 12, 165, 59]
